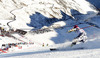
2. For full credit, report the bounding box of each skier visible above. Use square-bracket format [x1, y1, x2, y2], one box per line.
[68, 25, 87, 46]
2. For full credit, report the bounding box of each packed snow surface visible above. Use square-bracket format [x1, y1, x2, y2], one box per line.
[0, 0, 100, 58]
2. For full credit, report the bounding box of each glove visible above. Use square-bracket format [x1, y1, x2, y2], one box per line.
[67, 29, 73, 33]
[67, 28, 76, 33]
[68, 30, 71, 33]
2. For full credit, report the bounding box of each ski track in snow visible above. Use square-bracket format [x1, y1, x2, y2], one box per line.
[1, 47, 100, 58]
[1, 38, 100, 58]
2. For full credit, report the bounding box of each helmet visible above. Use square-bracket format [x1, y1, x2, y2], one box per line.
[74, 25, 78, 28]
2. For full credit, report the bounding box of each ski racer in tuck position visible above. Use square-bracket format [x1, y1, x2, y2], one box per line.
[68, 25, 87, 46]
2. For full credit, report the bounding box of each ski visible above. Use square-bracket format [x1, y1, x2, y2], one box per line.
[50, 47, 85, 51]
[73, 47, 85, 50]
[50, 48, 59, 51]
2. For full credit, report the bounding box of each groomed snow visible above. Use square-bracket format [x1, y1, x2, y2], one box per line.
[0, 0, 100, 58]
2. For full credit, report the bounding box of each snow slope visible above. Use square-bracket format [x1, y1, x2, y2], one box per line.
[1, 38, 100, 58]
[0, 0, 100, 58]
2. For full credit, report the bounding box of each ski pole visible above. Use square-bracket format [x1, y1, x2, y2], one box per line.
[67, 25, 95, 33]
[80, 25, 95, 29]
